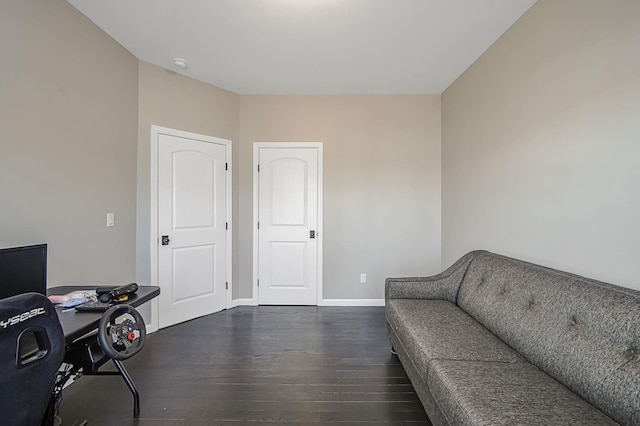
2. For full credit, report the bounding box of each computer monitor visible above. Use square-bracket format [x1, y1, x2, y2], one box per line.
[0, 244, 47, 300]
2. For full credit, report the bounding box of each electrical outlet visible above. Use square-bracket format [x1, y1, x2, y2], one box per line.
[106, 212, 115, 227]
[360, 273, 367, 284]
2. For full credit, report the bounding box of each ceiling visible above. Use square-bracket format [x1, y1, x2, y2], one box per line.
[67, 0, 537, 95]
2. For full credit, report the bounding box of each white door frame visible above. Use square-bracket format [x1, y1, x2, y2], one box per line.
[253, 142, 323, 305]
[150, 125, 232, 330]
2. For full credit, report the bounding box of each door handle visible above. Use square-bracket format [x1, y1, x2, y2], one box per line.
[161, 235, 170, 245]
[310, 230, 316, 239]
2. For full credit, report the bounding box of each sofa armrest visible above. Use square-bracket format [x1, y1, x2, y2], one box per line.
[385, 251, 484, 303]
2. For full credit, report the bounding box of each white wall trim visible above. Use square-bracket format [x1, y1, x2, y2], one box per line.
[144, 298, 159, 334]
[319, 299, 385, 307]
[228, 298, 258, 308]
[252, 142, 323, 305]
[226, 298, 384, 307]
[150, 125, 233, 330]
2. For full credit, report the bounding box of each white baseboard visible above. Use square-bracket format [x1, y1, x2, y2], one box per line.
[319, 299, 385, 306]
[228, 298, 258, 308]
[227, 298, 385, 307]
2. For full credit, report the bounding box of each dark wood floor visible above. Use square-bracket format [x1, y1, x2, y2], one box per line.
[57, 306, 430, 425]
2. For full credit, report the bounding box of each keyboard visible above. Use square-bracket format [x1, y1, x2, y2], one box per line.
[75, 301, 112, 312]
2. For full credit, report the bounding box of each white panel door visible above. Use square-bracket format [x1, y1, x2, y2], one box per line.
[158, 133, 227, 328]
[258, 146, 320, 305]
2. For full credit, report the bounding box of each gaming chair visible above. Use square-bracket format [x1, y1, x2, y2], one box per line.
[0, 292, 65, 426]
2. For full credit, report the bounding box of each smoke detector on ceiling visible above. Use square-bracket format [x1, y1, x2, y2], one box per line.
[172, 58, 188, 69]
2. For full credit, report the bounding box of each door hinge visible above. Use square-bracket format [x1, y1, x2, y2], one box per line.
[226, 222, 228, 230]
[257, 279, 260, 287]
[225, 162, 228, 171]
[257, 221, 260, 230]
[257, 164, 260, 172]
[226, 282, 229, 290]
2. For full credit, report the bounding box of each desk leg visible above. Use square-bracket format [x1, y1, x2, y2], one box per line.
[112, 359, 140, 417]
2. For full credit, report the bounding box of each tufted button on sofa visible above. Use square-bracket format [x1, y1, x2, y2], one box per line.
[385, 250, 640, 426]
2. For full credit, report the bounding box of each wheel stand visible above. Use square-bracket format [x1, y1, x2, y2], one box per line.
[90, 359, 140, 416]
[63, 336, 141, 417]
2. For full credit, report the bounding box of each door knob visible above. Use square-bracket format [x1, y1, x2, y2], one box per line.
[161, 235, 170, 245]
[310, 230, 316, 239]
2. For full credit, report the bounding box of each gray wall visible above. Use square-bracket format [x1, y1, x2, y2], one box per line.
[135, 61, 240, 295]
[442, 0, 640, 290]
[135, 83, 442, 301]
[0, 0, 139, 286]
[7, 0, 636, 299]
[239, 95, 442, 299]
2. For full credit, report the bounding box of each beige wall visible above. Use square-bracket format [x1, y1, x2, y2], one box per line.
[239, 95, 442, 299]
[0, 0, 139, 285]
[135, 83, 442, 301]
[135, 61, 240, 294]
[11, 0, 634, 301]
[442, 0, 640, 289]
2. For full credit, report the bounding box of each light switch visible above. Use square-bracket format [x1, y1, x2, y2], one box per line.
[106, 212, 115, 227]
[360, 273, 367, 284]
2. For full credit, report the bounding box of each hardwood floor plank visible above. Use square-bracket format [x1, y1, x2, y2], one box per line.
[57, 306, 430, 425]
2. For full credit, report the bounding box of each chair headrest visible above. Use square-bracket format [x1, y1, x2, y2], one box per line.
[0, 292, 60, 334]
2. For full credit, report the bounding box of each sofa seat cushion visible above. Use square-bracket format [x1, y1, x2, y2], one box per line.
[428, 359, 618, 426]
[386, 299, 522, 383]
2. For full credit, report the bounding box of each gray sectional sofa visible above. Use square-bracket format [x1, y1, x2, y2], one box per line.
[385, 250, 640, 426]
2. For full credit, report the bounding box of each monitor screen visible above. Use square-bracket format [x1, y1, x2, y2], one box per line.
[0, 244, 47, 300]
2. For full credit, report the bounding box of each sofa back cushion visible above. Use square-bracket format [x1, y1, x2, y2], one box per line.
[456, 252, 640, 426]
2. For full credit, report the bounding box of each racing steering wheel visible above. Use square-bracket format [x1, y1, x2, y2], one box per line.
[97, 304, 146, 360]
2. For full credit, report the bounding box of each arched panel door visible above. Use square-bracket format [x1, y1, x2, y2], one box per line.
[257, 146, 321, 305]
[158, 132, 228, 327]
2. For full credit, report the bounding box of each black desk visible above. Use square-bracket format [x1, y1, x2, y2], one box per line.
[47, 285, 160, 417]
[48, 285, 160, 343]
